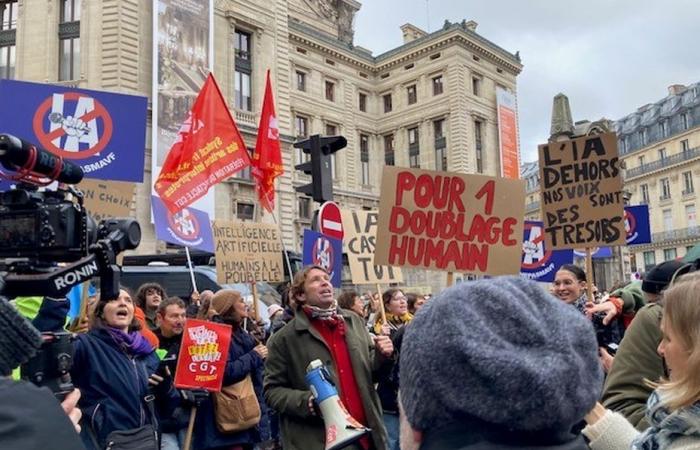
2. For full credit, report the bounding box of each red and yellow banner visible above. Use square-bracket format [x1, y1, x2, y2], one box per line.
[174, 319, 232, 392]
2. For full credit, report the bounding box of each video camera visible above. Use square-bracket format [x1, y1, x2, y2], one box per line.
[0, 133, 141, 399]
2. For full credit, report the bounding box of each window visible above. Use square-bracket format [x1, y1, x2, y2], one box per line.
[325, 80, 335, 102]
[686, 204, 697, 227]
[295, 115, 309, 164]
[660, 120, 669, 138]
[234, 71, 252, 111]
[434, 119, 444, 139]
[1, 0, 17, 30]
[358, 92, 367, 112]
[664, 248, 677, 261]
[298, 197, 311, 219]
[640, 129, 648, 146]
[663, 208, 673, 232]
[640, 183, 649, 204]
[407, 84, 417, 105]
[472, 76, 481, 96]
[0, 44, 14, 79]
[658, 148, 667, 160]
[621, 136, 629, 153]
[236, 202, 255, 221]
[58, 0, 81, 81]
[326, 124, 337, 179]
[60, 0, 80, 22]
[638, 155, 645, 167]
[235, 148, 253, 181]
[432, 75, 443, 95]
[434, 119, 446, 171]
[681, 139, 690, 152]
[0, 1, 16, 79]
[643, 251, 656, 268]
[408, 127, 419, 168]
[234, 30, 252, 60]
[683, 171, 694, 194]
[383, 93, 392, 113]
[296, 71, 306, 91]
[681, 113, 689, 130]
[474, 120, 483, 173]
[360, 134, 370, 185]
[384, 134, 395, 166]
[660, 178, 671, 199]
[234, 30, 252, 111]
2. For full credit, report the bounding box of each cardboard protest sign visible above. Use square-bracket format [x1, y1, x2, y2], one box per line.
[302, 229, 342, 287]
[538, 132, 626, 249]
[152, 195, 214, 252]
[212, 220, 283, 284]
[375, 167, 526, 276]
[80, 179, 135, 222]
[521, 221, 574, 282]
[174, 319, 232, 392]
[625, 205, 651, 245]
[341, 210, 403, 284]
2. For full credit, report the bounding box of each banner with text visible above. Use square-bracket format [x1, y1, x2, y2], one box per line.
[496, 87, 520, 179]
[152, 195, 214, 252]
[521, 221, 574, 282]
[375, 167, 526, 276]
[174, 319, 232, 392]
[341, 210, 403, 284]
[80, 179, 135, 222]
[625, 204, 651, 245]
[212, 220, 284, 284]
[538, 132, 626, 249]
[302, 229, 343, 287]
[0, 79, 147, 182]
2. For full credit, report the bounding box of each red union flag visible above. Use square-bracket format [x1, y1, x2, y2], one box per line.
[174, 319, 232, 392]
[155, 73, 251, 213]
[252, 70, 284, 213]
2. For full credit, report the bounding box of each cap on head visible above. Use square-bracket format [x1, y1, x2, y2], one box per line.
[642, 260, 690, 294]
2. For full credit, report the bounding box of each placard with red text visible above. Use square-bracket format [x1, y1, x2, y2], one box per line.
[174, 319, 232, 392]
[374, 167, 526, 276]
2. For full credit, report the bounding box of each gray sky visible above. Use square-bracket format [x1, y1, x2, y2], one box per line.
[353, 0, 700, 163]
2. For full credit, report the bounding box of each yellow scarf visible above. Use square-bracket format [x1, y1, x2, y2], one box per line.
[374, 311, 413, 335]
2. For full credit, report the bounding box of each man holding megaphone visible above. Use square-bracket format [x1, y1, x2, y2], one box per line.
[264, 265, 393, 450]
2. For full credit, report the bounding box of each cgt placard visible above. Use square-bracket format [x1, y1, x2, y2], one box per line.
[341, 210, 403, 284]
[375, 167, 525, 276]
[538, 132, 626, 249]
[213, 220, 284, 284]
[175, 319, 232, 392]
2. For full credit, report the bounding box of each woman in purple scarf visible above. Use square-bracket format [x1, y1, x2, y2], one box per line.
[71, 288, 174, 450]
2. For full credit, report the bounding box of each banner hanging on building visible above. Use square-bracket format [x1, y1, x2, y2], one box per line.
[174, 319, 232, 392]
[496, 87, 520, 179]
[302, 229, 343, 287]
[521, 221, 574, 282]
[0, 79, 147, 182]
[153, 0, 214, 215]
[152, 195, 214, 252]
[374, 166, 526, 276]
[625, 204, 651, 245]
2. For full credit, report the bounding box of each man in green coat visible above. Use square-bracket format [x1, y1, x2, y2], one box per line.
[264, 265, 393, 450]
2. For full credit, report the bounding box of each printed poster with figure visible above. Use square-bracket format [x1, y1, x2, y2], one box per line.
[175, 319, 232, 392]
[520, 221, 574, 282]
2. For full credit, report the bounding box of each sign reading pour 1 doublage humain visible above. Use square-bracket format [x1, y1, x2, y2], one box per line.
[538, 132, 626, 250]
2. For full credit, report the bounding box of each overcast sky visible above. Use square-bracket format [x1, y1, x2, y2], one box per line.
[353, 0, 700, 163]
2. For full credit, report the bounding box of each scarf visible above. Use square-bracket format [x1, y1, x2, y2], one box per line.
[374, 311, 413, 335]
[633, 390, 700, 449]
[302, 300, 339, 321]
[106, 327, 154, 357]
[572, 294, 588, 314]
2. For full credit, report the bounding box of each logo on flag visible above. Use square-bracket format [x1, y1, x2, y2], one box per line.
[152, 195, 214, 252]
[520, 221, 574, 282]
[303, 229, 342, 287]
[624, 205, 651, 245]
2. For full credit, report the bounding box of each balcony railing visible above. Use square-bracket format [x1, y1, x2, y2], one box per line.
[625, 146, 700, 179]
[652, 226, 700, 243]
[525, 200, 540, 212]
[235, 109, 257, 127]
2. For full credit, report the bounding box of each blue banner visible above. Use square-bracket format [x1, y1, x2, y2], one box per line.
[302, 229, 342, 287]
[0, 79, 147, 182]
[152, 195, 214, 252]
[625, 205, 651, 245]
[573, 247, 613, 259]
[521, 221, 574, 282]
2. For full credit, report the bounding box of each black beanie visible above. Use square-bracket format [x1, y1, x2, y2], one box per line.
[641, 260, 689, 294]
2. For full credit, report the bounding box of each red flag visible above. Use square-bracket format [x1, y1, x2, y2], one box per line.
[155, 73, 251, 213]
[252, 70, 284, 213]
[174, 319, 232, 392]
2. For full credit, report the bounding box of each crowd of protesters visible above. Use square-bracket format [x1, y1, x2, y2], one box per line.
[1, 256, 699, 450]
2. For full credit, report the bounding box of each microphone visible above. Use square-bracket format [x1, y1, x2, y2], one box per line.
[0, 134, 84, 184]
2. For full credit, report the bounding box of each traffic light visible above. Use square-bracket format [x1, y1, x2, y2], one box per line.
[294, 134, 346, 203]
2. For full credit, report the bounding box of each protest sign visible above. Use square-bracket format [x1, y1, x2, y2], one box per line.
[538, 132, 626, 249]
[341, 210, 403, 284]
[152, 195, 214, 252]
[302, 229, 342, 287]
[521, 221, 574, 282]
[80, 179, 135, 222]
[375, 167, 525, 276]
[625, 205, 651, 245]
[175, 319, 232, 392]
[0, 79, 147, 182]
[574, 247, 613, 259]
[212, 220, 283, 284]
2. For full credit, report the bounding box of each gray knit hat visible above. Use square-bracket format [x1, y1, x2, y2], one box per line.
[400, 276, 602, 432]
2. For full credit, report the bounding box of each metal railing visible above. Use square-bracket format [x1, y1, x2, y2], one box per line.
[625, 146, 700, 178]
[652, 226, 700, 243]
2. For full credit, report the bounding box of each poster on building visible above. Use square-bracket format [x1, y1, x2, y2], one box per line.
[521, 221, 574, 282]
[375, 166, 526, 276]
[80, 179, 135, 222]
[302, 229, 343, 287]
[0, 79, 147, 182]
[152, 195, 214, 252]
[153, 0, 214, 216]
[212, 220, 284, 284]
[341, 210, 403, 284]
[174, 319, 232, 392]
[625, 205, 651, 245]
[538, 132, 626, 250]
[496, 87, 520, 179]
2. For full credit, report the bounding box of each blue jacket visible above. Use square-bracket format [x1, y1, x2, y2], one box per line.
[71, 328, 161, 450]
[193, 326, 268, 450]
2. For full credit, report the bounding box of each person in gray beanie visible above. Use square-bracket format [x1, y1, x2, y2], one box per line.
[399, 276, 603, 450]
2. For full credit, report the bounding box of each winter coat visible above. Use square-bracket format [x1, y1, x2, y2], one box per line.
[193, 325, 268, 450]
[71, 328, 165, 450]
[264, 308, 389, 450]
[376, 323, 407, 414]
[601, 303, 664, 430]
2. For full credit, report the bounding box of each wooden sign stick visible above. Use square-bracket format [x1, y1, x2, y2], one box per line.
[376, 283, 387, 325]
[585, 248, 595, 304]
